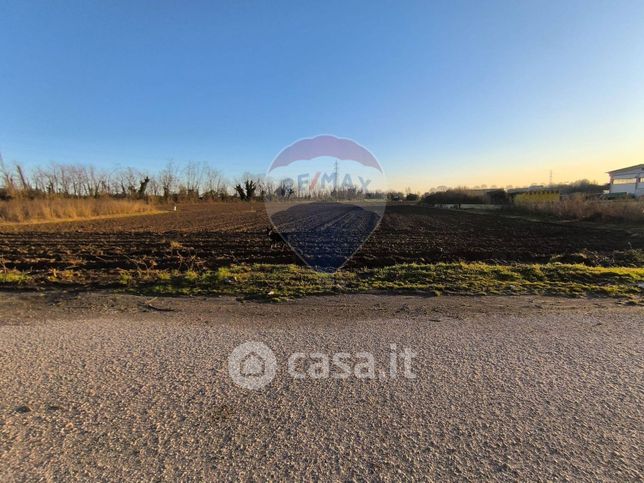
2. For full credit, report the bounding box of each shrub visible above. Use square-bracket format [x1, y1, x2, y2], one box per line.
[423, 190, 486, 205]
[516, 196, 644, 223]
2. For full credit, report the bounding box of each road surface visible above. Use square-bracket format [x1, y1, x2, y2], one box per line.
[0, 292, 642, 480]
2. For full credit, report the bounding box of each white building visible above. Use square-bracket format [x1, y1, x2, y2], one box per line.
[607, 164, 644, 197]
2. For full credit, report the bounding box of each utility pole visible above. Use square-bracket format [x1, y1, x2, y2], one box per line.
[333, 160, 339, 199]
[549, 170, 553, 186]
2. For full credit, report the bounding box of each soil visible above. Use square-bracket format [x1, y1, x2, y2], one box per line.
[0, 203, 641, 275]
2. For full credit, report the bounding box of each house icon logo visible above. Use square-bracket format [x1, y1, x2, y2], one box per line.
[240, 351, 266, 377]
[228, 341, 277, 390]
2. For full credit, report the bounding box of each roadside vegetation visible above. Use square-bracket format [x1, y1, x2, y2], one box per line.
[513, 196, 644, 223]
[1, 262, 641, 302]
[122, 262, 644, 300]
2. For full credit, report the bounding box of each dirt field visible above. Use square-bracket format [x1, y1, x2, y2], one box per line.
[0, 293, 642, 480]
[0, 202, 642, 274]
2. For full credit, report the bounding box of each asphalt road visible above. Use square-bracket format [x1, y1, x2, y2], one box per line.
[0, 293, 642, 480]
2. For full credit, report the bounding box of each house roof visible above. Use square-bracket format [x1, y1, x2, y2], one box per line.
[607, 164, 644, 175]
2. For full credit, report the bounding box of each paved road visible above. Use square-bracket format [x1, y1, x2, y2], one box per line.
[0, 293, 642, 480]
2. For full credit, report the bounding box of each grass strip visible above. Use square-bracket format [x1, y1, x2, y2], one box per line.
[132, 262, 644, 301]
[2, 262, 642, 301]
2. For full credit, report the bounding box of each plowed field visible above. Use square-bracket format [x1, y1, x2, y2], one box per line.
[1, 202, 641, 275]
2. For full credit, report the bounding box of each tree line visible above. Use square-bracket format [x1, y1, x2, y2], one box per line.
[0, 156, 389, 202]
[0, 157, 242, 201]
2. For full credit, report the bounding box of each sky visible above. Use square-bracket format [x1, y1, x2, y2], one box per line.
[1, 0, 643, 191]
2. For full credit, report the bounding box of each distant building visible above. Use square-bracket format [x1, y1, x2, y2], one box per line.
[509, 189, 560, 204]
[607, 164, 644, 197]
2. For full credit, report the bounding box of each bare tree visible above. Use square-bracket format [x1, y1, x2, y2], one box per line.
[57, 163, 72, 196]
[114, 168, 142, 198]
[15, 163, 31, 193]
[159, 161, 178, 200]
[203, 166, 227, 199]
[182, 162, 205, 198]
[0, 157, 248, 203]
[0, 154, 17, 197]
[84, 165, 107, 198]
[147, 176, 161, 197]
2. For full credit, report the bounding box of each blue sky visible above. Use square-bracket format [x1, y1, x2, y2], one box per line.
[1, 0, 643, 190]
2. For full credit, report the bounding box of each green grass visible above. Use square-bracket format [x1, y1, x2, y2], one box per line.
[0, 270, 31, 284]
[1, 262, 642, 301]
[136, 262, 643, 300]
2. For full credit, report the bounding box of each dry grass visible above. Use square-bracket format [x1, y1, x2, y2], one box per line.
[0, 197, 155, 223]
[518, 196, 644, 223]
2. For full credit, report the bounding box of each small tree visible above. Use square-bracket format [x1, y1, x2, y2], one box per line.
[234, 183, 247, 200]
[244, 179, 256, 199]
[137, 176, 150, 199]
[234, 174, 258, 201]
